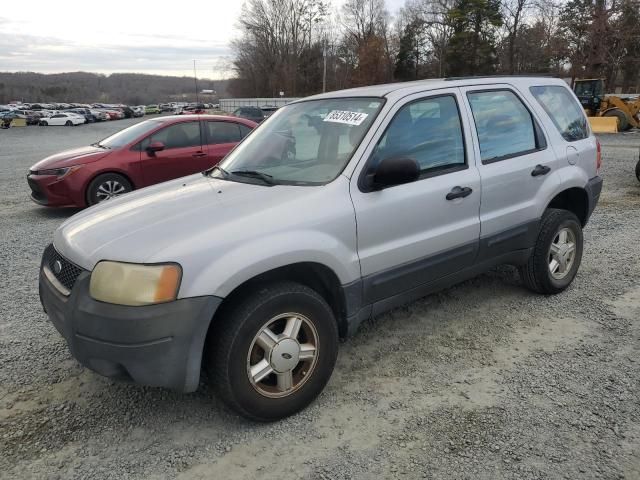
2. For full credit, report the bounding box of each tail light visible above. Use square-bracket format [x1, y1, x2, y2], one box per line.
[596, 138, 602, 173]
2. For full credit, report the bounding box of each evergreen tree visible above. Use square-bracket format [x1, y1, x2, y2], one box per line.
[446, 0, 502, 76]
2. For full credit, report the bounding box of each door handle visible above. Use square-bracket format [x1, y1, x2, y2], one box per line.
[192, 152, 207, 158]
[446, 186, 473, 200]
[531, 164, 551, 176]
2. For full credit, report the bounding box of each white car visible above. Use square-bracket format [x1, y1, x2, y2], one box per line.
[39, 112, 85, 126]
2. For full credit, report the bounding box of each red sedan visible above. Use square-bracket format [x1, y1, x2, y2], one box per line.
[27, 115, 256, 207]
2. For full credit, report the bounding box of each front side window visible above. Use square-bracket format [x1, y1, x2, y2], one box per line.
[207, 121, 241, 144]
[216, 98, 383, 185]
[370, 95, 466, 175]
[148, 122, 201, 150]
[467, 90, 539, 162]
[99, 119, 163, 149]
[530, 85, 589, 142]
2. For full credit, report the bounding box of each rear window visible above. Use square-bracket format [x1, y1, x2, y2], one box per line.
[530, 86, 589, 142]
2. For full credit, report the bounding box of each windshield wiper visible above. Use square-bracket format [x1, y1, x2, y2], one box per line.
[230, 169, 275, 185]
[91, 142, 109, 149]
[203, 165, 229, 178]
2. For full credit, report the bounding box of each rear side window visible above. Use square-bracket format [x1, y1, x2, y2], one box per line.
[467, 90, 543, 163]
[371, 94, 466, 176]
[207, 121, 241, 144]
[530, 85, 589, 142]
[239, 124, 252, 138]
[148, 122, 201, 150]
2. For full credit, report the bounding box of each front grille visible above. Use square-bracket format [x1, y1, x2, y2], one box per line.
[42, 244, 84, 291]
[27, 176, 47, 203]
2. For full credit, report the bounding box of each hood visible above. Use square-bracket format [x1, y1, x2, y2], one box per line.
[53, 173, 327, 270]
[30, 145, 111, 170]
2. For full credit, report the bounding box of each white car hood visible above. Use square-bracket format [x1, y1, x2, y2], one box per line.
[53, 174, 322, 270]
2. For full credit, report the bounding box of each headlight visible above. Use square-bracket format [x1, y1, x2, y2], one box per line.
[33, 165, 82, 177]
[90, 261, 182, 306]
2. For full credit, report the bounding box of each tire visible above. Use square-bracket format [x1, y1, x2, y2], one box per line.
[604, 109, 630, 131]
[40, 121, 48, 126]
[65, 120, 73, 126]
[206, 281, 339, 421]
[86, 173, 132, 206]
[636, 158, 640, 183]
[520, 208, 583, 294]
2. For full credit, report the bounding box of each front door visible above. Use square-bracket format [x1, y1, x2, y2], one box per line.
[140, 121, 207, 186]
[350, 89, 481, 306]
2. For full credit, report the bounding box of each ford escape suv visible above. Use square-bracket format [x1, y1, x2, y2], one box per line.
[39, 77, 602, 421]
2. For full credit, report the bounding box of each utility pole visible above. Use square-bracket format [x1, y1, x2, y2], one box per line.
[322, 42, 327, 93]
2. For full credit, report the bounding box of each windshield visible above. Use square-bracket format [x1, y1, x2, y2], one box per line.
[216, 97, 384, 185]
[96, 119, 162, 149]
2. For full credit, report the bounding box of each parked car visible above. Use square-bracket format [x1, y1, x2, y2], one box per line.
[145, 105, 161, 115]
[27, 114, 255, 207]
[90, 109, 109, 122]
[260, 105, 279, 118]
[67, 108, 97, 123]
[132, 106, 145, 117]
[102, 110, 124, 121]
[178, 104, 206, 115]
[39, 112, 86, 126]
[36, 77, 602, 421]
[233, 106, 265, 123]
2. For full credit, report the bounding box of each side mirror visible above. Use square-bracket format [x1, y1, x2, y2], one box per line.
[146, 141, 165, 155]
[364, 156, 420, 191]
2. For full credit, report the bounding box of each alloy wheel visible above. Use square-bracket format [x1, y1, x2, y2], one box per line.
[548, 227, 577, 280]
[246, 313, 319, 398]
[96, 180, 127, 202]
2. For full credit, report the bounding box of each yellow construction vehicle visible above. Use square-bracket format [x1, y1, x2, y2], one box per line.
[573, 78, 640, 132]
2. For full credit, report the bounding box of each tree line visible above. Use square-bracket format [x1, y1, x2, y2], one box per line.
[0, 72, 229, 105]
[228, 0, 640, 97]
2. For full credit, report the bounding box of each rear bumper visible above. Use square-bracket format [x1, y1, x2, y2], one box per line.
[585, 175, 603, 222]
[39, 268, 222, 392]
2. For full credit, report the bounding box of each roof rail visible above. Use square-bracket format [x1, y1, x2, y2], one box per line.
[444, 74, 557, 81]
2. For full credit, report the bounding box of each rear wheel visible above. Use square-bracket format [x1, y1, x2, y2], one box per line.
[65, 120, 73, 126]
[604, 108, 630, 131]
[520, 209, 583, 294]
[86, 173, 132, 206]
[206, 281, 339, 421]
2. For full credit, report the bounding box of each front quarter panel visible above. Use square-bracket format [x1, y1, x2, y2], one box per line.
[176, 177, 360, 298]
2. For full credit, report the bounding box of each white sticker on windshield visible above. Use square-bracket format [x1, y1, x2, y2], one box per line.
[323, 110, 369, 126]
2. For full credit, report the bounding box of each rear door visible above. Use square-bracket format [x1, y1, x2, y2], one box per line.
[139, 121, 207, 185]
[350, 89, 481, 307]
[204, 120, 247, 166]
[459, 85, 561, 258]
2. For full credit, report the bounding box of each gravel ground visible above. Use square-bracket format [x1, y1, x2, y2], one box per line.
[0, 123, 639, 480]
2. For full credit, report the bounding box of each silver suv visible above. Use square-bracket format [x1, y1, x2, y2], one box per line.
[40, 77, 602, 420]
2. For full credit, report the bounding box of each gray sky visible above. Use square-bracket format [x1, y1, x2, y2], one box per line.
[0, 0, 405, 79]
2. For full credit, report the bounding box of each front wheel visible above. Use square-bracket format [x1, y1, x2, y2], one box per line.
[207, 282, 339, 421]
[604, 108, 630, 131]
[520, 208, 583, 294]
[39, 121, 48, 126]
[86, 173, 132, 206]
[65, 120, 73, 126]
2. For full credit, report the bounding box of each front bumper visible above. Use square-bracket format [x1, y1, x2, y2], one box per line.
[39, 266, 222, 392]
